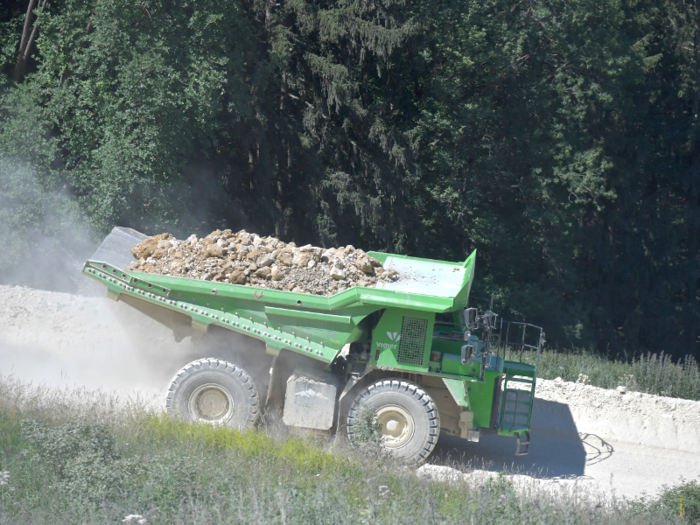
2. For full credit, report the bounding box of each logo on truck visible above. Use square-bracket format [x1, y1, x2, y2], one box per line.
[387, 332, 401, 342]
[375, 332, 401, 350]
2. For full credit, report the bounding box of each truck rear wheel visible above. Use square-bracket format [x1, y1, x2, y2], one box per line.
[166, 358, 259, 428]
[347, 378, 440, 464]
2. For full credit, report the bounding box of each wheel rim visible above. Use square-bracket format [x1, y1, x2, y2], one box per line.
[188, 383, 234, 423]
[375, 404, 415, 449]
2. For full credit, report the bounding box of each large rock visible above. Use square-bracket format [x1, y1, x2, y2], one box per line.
[330, 267, 346, 280]
[293, 253, 309, 267]
[257, 255, 275, 267]
[357, 257, 373, 274]
[206, 244, 225, 258]
[277, 252, 293, 266]
[271, 267, 286, 281]
[131, 233, 173, 259]
[255, 267, 272, 279]
[228, 269, 247, 284]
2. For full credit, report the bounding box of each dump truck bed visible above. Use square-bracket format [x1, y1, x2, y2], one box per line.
[83, 227, 477, 367]
[86, 227, 476, 313]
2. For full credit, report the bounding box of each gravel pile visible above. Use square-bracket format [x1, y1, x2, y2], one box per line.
[125, 229, 400, 295]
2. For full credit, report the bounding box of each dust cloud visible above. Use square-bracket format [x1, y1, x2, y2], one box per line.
[0, 159, 101, 294]
[0, 159, 243, 399]
[0, 159, 278, 404]
[0, 284, 204, 402]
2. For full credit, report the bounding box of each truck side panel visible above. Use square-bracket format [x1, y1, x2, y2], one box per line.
[371, 308, 436, 372]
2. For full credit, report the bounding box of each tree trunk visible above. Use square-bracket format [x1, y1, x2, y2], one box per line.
[273, 139, 291, 240]
[13, 0, 48, 83]
[274, 176, 285, 239]
[687, 0, 700, 359]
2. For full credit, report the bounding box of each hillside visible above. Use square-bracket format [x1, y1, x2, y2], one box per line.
[1, 284, 698, 500]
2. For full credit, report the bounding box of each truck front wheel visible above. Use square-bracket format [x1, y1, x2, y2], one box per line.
[166, 358, 259, 428]
[347, 378, 440, 464]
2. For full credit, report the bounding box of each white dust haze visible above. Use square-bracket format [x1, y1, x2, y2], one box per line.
[0, 284, 202, 402]
[0, 159, 271, 401]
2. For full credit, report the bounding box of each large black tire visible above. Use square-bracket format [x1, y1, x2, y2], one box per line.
[166, 358, 259, 428]
[347, 378, 440, 464]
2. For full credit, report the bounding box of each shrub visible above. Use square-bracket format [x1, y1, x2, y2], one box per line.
[21, 419, 144, 504]
[20, 419, 197, 507]
[350, 403, 385, 449]
[656, 478, 700, 525]
[632, 354, 700, 401]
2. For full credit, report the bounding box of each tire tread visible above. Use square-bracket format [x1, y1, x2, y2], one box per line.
[165, 358, 259, 426]
[346, 378, 440, 464]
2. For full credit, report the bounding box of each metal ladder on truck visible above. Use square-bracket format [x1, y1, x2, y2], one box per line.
[497, 321, 544, 456]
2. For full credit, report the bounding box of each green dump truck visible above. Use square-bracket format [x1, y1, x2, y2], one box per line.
[83, 227, 544, 463]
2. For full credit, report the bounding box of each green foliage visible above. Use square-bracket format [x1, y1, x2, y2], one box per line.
[632, 354, 700, 401]
[350, 403, 385, 451]
[0, 3, 23, 85]
[141, 413, 359, 475]
[18, 417, 200, 508]
[20, 0, 263, 233]
[655, 478, 700, 525]
[0, 378, 687, 524]
[508, 348, 700, 401]
[0, 0, 699, 360]
[22, 419, 138, 504]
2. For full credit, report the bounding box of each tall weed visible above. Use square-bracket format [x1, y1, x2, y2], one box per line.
[0, 375, 688, 524]
[506, 348, 700, 401]
[631, 354, 700, 401]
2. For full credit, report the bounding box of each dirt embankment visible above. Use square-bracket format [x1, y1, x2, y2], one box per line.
[534, 377, 700, 454]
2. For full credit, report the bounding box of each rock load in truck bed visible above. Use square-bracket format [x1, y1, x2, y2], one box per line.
[125, 229, 400, 296]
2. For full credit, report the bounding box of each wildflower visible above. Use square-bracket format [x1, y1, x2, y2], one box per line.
[0, 471, 9, 486]
[577, 374, 589, 385]
[123, 514, 147, 524]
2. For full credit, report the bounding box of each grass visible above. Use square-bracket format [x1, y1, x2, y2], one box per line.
[0, 375, 693, 524]
[505, 348, 700, 401]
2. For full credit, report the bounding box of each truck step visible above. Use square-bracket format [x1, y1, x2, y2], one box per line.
[504, 388, 532, 397]
[502, 409, 531, 417]
[505, 377, 534, 384]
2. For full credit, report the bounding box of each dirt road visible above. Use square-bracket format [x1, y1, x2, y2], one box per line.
[1, 284, 698, 499]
